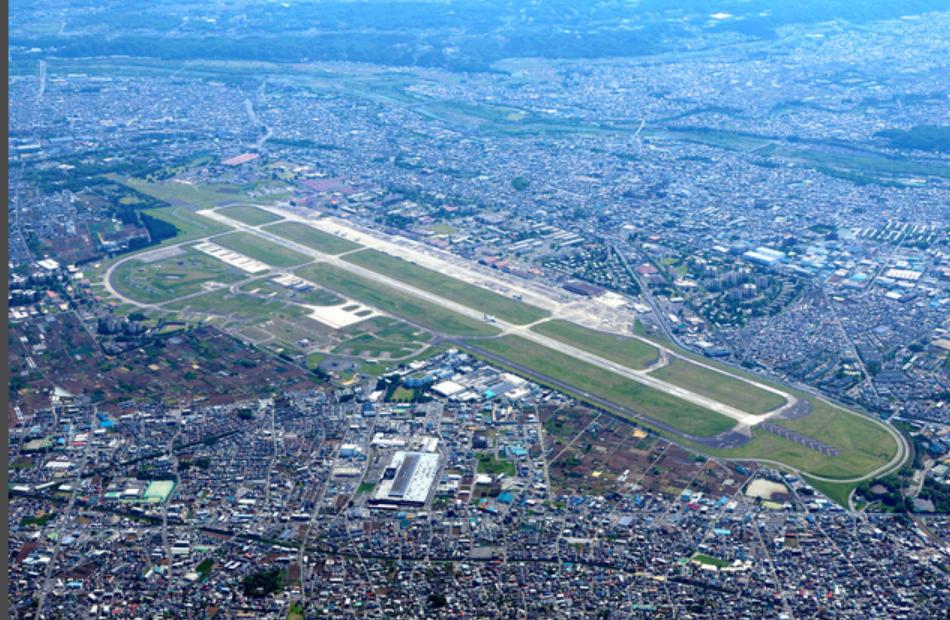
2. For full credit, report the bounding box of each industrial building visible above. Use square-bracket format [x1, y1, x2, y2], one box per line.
[370, 451, 441, 508]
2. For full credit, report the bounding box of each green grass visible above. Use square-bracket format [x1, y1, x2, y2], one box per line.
[239, 277, 342, 306]
[144, 205, 234, 241]
[263, 221, 362, 255]
[217, 205, 283, 226]
[389, 386, 417, 401]
[477, 454, 517, 477]
[531, 320, 659, 371]
[306, 352, 327, 369]
[624, 328, 902, 480]
[649, 358, 786, 414]
[111, 247, 244, 304]
[166, 289, 308, 322]
[20, 512, 56, 527]
[344, 249, 549, 325]
[690, 553, 731, 568]
[358, 343, 449, 377]
[84, 207, 234, 280]
[333, 317, 431, 359]
[702, 401, 899, 480]
[196, 559, 214, 580]
[213, 232, 311, 267]
[803, 477, 856, 507]
[332, 333, 426, 358]
[470, 336, 736, 437]
[113, 176, 270, 209]
[295, 263, 498, 338]
[287, 602, 305, 620]
[344, 316, 430, 342]
[357, 482, 376, 494]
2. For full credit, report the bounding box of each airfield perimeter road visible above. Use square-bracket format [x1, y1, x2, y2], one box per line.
[101, 205, 908, 483]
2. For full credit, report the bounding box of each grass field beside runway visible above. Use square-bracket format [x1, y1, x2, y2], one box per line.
[295, 262, 499, 338]
[217, 205, 284, 226]
[111, 246, 245, 304]
[213, 232, 312, 267]
[238, 277, 342, 306]
[263, 221, 362, 255]
[343, 248, 549, 325]
[332, 317, 432, 358]
[649, 358, 786, 414]
[471, 335, 737, 437]
[165, 288, 310, 321]
[531, 320, 659, 370]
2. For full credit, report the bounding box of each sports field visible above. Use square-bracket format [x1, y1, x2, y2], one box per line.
[263, 221, 362, 255]
[344, 248, 549, 325]
[531, 319, 659, 370]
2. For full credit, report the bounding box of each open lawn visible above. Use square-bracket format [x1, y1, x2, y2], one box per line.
[213, 232, 311, 268]
[470, 336, 736, 437]
[477, 454, 517, 477]
[531, 320, 659, 371]
[263, 221, 362, 255]
[333, 317, 431, 358]
[701, 399, 899, 481]
[343, 249, 549, 325]
[332, 333, 426, 358]
[144, 206, 233, 241]
[650, 358, 786, 414]
[358, 343, 449, 377]
[217, 205, 284, 226]
[295, 263, 499, 338]
[113, 176, 276, 209]
[111, 247, 244, 304]
[239, 277, 342, 306]
[165, 289, 308, 323]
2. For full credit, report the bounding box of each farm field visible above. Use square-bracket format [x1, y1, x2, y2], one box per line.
[295, 263, 499, 338]
[212, 232, 312, 268]
[649, 358, 787, 414]
[531, 319, 659, 371]
[263, 221, 362, 255]
[343, 248, 549, 325]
